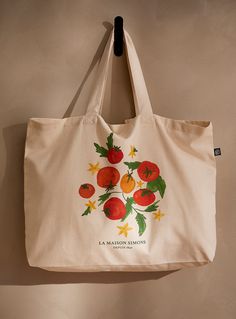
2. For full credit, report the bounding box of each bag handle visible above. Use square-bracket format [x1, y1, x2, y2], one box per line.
[85, 27, 154, 121]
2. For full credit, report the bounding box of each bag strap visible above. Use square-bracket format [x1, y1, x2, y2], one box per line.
[85, 27, 154, 121]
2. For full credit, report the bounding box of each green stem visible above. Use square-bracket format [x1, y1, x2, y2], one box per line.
[121, 192, 127, 202]
[132, 207, 141, 214]
[109, 191, 123, 195]
[133, 207, 146, 213]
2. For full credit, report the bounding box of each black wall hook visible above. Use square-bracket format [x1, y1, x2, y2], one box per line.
[114, 16, 124, 56]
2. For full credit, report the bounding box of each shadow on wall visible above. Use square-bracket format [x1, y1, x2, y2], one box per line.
[0, 22, 178, 285]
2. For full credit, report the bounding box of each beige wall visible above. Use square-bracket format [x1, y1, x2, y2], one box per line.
[0, 0, 235, 318]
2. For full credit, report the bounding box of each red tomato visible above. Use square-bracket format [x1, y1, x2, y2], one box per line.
[137, 161, 160, 182]
[97, 166, 120, 188]
[103, 197, 126, 220]
[78, 183, 95, 198]
[107, 147, 124, 164]
[133, 189, 156, 206]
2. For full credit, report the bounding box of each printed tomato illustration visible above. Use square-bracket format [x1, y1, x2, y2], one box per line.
[103, 197, 126, 220]
[137, 161, 160, 182]
[107, 147, 124, 164]
[94, 133, 124, 164]
[81, 132, 167, 237]
[97, 166, 120, 188]
[133, 189, 156, 206]
[79, 183, 95, 198]
[120, 173, 135, 193]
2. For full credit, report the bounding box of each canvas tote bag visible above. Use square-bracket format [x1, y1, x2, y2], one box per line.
[24, 27, 217, 272]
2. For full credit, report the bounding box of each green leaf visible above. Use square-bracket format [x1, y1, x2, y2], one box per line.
[157, 176, 166, 198]
[98, 192, 112, 206]
[144, 200, 160, 212]
[82, 206, 91, 216]
[147, 175, 166, 198]
[124, 161, 141, 170]
[146, 179, 159, 192]
[135, 213, 146, 236]
[106, 133, 113, 150]
[94, 143, 108, 157]
[121, 197, 135, 221]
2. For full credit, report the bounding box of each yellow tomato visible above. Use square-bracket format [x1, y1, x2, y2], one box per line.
[120, 174, 135, 193]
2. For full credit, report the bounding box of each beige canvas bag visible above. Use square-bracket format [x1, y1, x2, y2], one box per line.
[24, 27, 217, 272]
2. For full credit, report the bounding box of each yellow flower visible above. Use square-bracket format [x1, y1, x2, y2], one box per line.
[136, 180, 144, 188]
[85, 200, 96, 210]
[153, 210, 165, 221]
[117, 223, 133, 237]
[128, 145, 138, 158]
[88, 162, 100, 175]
